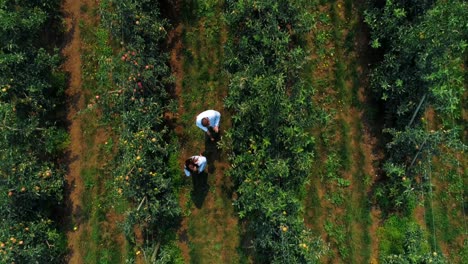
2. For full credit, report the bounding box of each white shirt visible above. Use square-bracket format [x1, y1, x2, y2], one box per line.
[196, 110, 221, 132]
[184, 156, 207, 177]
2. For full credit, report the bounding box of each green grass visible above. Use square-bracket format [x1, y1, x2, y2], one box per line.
[79, 133, 126, 264]
[73, 4, 129, 262]
[177, 1, 240, 263]
[340, 120, 352, 171]
[374, 146, 466, 261]
[343, 188, 372, 263]
[335, 61, 347, 98]
[426, 163, 467, 263]
[304, 183, 324, 233]
[80, 168, 97, 218]
[302, 1, 377, 263]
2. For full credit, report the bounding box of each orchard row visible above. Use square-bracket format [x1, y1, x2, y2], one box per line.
[0, 1, 67, 262]
[0, 0, 465, 263]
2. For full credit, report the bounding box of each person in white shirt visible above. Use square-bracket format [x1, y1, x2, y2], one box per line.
[196, 110, 221, 141]
[184, 155, 207, 177]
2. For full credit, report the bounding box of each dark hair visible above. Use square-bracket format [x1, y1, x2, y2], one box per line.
[201, 117, 209, 127]
[185, 158, 198, 172]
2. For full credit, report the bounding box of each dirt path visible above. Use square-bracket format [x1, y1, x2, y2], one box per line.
[168, 3, 240, 263]
[62, 0, 111, 262]
[62, 0, 85, 263]
[63, 0, 128, 261]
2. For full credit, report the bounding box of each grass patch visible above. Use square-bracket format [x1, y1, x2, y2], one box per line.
[74, 4, 130, 262]
[335, 61, 347, 98]
[305, 183, 323, 232]
[176, 1, 239, 263]
[303, 1, 378, 263]
[340, 120, 352, 170]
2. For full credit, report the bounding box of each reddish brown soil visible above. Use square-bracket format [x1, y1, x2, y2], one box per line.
[62, 0, 86, 263]
[63, 0, 126, 263]
[304, 1, 384, 263]
[369, 208, 382, 263]
[168, 22, 191, 262]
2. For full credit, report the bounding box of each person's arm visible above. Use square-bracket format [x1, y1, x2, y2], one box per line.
[197, 156, 207, 173]
[212, 111, 221, 127]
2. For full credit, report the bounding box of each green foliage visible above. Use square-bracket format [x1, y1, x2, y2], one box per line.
[0, 219, 66, 263]
[224, 0, 326, 262]
[98, 0, 182, 261]
[155, 241, 185, 264]
[379, 215, 415, 255]
[365, 0, 467, 212]
[44, 127, 71, 155]
[379, 216, 446, 264]
[0, 1, 66, 262]
[365, 2, 466, 261]
[365, 0, 467, 122]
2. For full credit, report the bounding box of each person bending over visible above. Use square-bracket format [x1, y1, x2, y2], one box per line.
[196, 110, 221, 141]
[184, 155, 207, 177]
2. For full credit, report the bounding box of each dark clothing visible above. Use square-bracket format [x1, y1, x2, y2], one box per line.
[207, 126, 220, 141]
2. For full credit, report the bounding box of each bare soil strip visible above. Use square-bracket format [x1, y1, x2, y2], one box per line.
[63, 0, 125, 263]
[62, 0, 85, 263]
